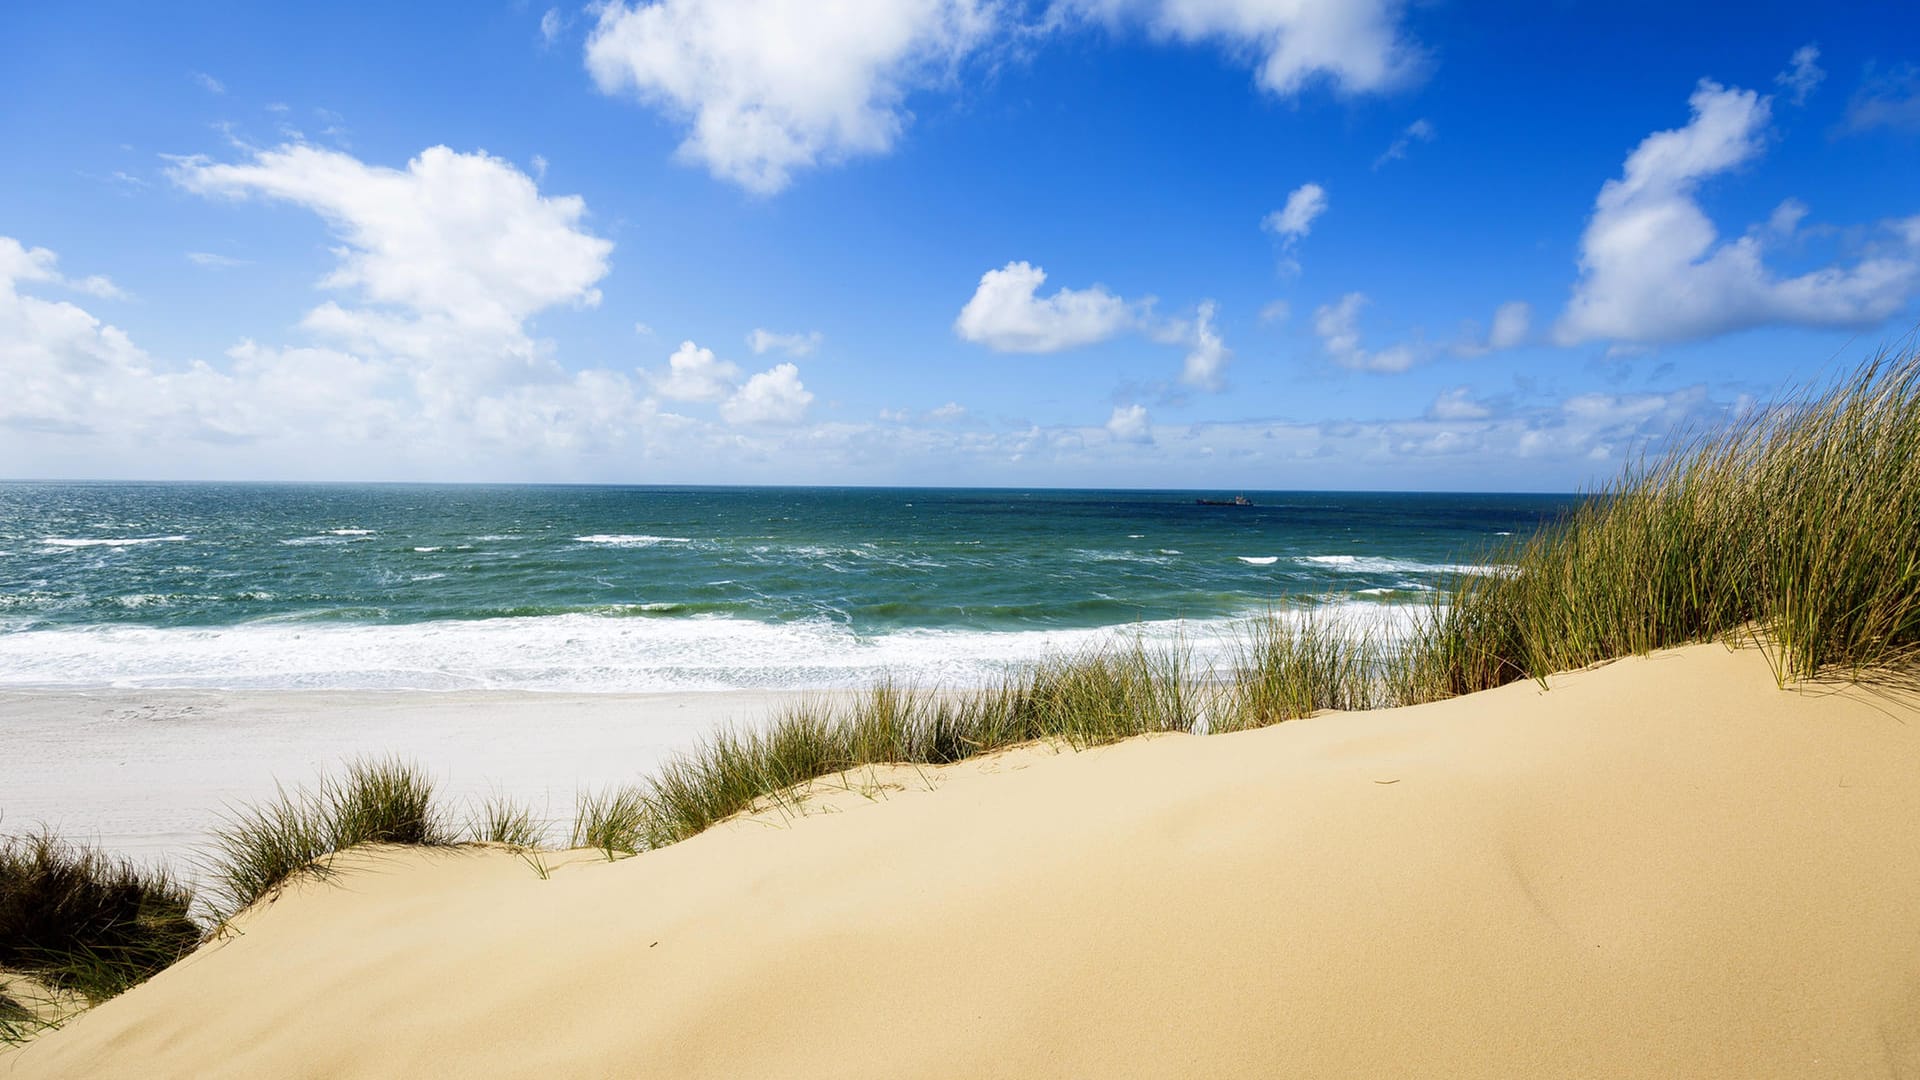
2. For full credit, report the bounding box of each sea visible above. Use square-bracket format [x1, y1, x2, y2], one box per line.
[0, 483, 1574, 693]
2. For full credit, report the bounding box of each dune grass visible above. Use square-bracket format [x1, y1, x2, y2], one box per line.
[467, 795, 547, 849]
[206, 757, 455, 919]
[0, 830, 200, 1011]
[1402, 349, 1920, 694]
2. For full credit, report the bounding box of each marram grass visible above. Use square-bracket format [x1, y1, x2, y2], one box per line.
[1407, 349, 1920, 692]
[0, 829, 200, 1017]
[206, 756, 455, 919]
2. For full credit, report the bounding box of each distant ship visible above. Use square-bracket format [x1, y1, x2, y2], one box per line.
[1195, 495, 1253, 507]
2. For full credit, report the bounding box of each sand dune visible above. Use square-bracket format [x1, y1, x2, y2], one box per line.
[9, 642, 1920, 1078]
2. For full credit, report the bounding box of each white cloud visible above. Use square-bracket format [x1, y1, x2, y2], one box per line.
[172, 144, 612, 344]
[1767, 198, 1809, 237]
[747, 328, 824, 356]
[1556, 80, 1920, 346]
[1263, 182, 1326, 240]
[1775, 45, 1824, 106]
[1261, 182, 1326, 273]
[1180, 300, 1230, 390]
[1063, 0, 1423, 97]
[722, 362, 814, 425]
[954, 260, 1137, 353]
[1313, 292, 1416, 372]
[0, 237, 124, 299]
[585, 0, 995, 194]
[1427, 387, 1490, 421]
[540, 8, 565, 46]
[650, 340, 742, 402]
[191, 71, 225, 95]
[1489, 300, 1530, 350]
[633, 320, 655, 336]
[1106, 403, 1151, 443]
[927, 401, 967, 420]
[1258, 299, 1290, 324]
[187, 251, 249, 269]
[1373, 117, 1434, 167]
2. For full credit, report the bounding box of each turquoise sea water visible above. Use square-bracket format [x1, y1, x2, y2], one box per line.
[0, 483, 1573, 691]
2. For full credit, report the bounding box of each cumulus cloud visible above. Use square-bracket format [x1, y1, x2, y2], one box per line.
[1373, 117, 1434, 167]
[651, 340, 742, 402]
[1556, 79, 1920, 346]
[747, 328, 823, 356]
[1313, 292, 1416, 372]
[1180, 300, 1230, 390]
[954, 260, 1137, 352]
[927, 401, 967, 420]
[1775, 45, 1823, 106]
[173, 144, 611, 343]
[585, 0, 995, 193]
[1063, 0, 1424, 97]
[1106, 403, 1151, 443]
[721, 362, 814, 425]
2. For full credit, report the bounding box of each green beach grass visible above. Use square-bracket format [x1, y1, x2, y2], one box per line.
[3, 348, 1917, 1044]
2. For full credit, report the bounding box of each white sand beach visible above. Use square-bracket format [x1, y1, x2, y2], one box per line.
[0, 687, 832, 868]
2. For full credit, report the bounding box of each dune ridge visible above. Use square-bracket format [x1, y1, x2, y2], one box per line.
[8, 641, 1920, 1079]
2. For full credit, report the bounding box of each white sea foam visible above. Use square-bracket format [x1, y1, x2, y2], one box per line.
[1296, 554, 1511, 576]
[1237, 556, 1279, 566]
[328, 528, 373, 536]
[413, 547, 442, 553]
[0, 606, 1423, 694]
[40, 536, 188, 549]
[574, 534, 692, 547]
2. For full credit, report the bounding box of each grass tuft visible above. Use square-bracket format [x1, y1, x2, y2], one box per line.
[468, 796, 546, 849]
[206, 757, 454, 919]
[0, 830, 200, 1006]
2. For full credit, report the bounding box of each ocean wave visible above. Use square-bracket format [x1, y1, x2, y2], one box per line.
[574, 534, 692, 547]
[0, 605, 1428, 693]
[413, 547, 442, 553]
[1295, 554, 1511, 576]
[1237, 556, 1279, 566]
[40, 536, 188, 549]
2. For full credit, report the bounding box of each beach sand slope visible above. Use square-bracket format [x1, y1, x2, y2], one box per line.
[8, 642, 1920, 1078]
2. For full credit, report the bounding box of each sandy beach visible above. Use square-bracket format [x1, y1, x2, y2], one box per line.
[8, 641, 1919, 1078]
[0, 687, 836, 868]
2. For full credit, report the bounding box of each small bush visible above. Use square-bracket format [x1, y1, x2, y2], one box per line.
[0, 830, 200, 1003]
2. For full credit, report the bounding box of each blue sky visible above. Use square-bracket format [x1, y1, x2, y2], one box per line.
[3, 0, 1917, 490]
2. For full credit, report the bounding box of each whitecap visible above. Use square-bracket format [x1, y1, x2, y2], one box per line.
[1296, 554, 1513, 576]
[1238, 556, 1279, 566]
[41, 536, 188, 549]
[327, 529, 373, 536]
[413, 546, 442, 553]
[574, 534, 692, 547]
